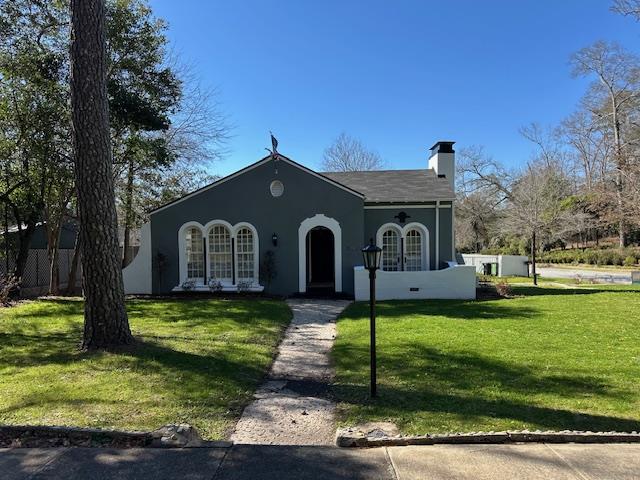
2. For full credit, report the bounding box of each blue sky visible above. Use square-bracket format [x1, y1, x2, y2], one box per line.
[149, 0, 639, 176]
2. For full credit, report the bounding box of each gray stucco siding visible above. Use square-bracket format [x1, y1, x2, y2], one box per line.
[149, 158, 364, 295]
[437, 207, 454, 267]
[364, 205, 454, 270]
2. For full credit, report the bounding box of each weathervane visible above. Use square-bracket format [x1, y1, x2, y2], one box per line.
[265, 131, 279, 156]
[266, 132, 279, 174]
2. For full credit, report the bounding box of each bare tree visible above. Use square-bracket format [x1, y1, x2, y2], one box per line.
[70, 0, 133, 349]
[321, 132, 386, 171]
[570, 41, 640, 246]
[501, 162, 573, 284]
[612, 0, 640, 20]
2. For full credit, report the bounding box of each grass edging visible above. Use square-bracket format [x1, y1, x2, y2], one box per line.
[336, 427, 640, 447]
[0, 424, 233, 448]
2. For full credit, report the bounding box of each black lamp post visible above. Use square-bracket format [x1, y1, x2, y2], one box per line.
[362, 238, 382, 397]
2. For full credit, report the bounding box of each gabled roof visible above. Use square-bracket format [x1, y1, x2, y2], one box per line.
[149, 154, 365, 215]
[322, 169, 455, 203]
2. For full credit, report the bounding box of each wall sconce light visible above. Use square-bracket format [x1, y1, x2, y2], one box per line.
[272, 233, 278, 247]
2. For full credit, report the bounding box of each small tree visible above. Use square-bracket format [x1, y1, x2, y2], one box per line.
[260, 250, 277, 288]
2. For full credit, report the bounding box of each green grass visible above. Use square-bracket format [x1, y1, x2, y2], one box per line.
[0, 298, 291, 439]
[333, 283, 640, 434]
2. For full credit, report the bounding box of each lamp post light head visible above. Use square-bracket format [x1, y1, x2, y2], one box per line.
[362, 238, 382, 271]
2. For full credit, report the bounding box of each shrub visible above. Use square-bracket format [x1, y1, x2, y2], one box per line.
[623, 255, 637, 267]
[237, 280, 253, 293]
[208, 278, 223, 292]
[181, 279, 196, 291]
[495, 280, 512, 297]
[0, 275, 19, 307]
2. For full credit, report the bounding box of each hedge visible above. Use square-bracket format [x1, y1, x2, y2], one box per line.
[539, 248, 639, 266]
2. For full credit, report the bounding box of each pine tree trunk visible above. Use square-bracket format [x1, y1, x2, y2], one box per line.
[70, 0, 133, 349]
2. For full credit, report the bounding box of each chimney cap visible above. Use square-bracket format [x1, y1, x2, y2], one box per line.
[429, 141, 456, 154]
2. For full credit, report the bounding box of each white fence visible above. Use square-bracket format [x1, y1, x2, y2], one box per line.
[461, 254, 529, 277]
[354, 265, 477, 301]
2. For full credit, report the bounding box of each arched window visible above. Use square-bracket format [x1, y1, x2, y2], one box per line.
[376, 222, 429, 272]
[381, 228, 400, 271]
[185, 227, 204, 281]
[208, 225, 232, 282]
[404, 229, 423, 271]
[236, 227, 255, 281]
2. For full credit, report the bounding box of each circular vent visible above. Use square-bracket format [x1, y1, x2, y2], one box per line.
[270, 180, 284, 197]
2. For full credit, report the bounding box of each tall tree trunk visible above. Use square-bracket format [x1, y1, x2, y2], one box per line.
[12, 219, 37, 283]
[46, 221, 61, 295]
[122, 157, 135, 268]
[531, 231, 537, 286]
[66, 230, 81, 296]
[609, 92, 626, 248]
[70, 0, 133, 349]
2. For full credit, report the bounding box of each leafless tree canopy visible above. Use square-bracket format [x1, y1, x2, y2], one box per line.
[612, 0, 640, 20]
[321, 132, 386, 172]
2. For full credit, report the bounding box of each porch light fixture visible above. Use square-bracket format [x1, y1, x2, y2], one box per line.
[272, 233, 278, 247]
[361, 238, 382, 397]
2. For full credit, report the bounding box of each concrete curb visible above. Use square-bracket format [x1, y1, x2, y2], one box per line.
[0, 424, 232, 448]
[335, 427, 640, 447]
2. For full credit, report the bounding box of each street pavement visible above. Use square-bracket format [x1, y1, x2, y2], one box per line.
[3, 443, 640, 479]
[537, 266, 633, 284]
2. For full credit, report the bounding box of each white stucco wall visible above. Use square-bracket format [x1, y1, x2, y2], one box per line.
[354, 265, 476, 301]
[123, 222, 152, 294]
[461, 254, 529, 277]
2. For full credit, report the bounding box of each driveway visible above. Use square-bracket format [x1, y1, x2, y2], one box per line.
[3, 443, 640, 479]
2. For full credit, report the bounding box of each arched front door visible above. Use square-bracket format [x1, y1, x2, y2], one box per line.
[306, 226, 335, 293]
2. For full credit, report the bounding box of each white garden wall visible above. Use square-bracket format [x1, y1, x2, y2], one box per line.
[123, 222, 152, 294]
[461, 254, 529, 277]
[354, 265, 476, 301]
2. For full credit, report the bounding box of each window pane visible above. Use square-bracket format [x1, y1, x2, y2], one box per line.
[208, 225, 232, 281]
[404, 229, 422, 271]
[186, 227, 204, 280]
[382, 229, 400, 271]
[236, 227, 255, 281]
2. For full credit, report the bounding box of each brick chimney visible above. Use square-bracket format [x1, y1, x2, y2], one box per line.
[428, 141, 455, 188]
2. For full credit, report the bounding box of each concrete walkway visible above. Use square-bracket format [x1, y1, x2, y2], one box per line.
[231, 299, 351, 446]
[4, 444, 640, 479]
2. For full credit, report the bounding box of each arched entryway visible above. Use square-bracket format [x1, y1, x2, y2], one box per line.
[306, 226, 335, 293]
[298, 214, 342, 293]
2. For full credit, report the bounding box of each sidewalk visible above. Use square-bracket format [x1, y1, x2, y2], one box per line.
[3, 443, 639, 479]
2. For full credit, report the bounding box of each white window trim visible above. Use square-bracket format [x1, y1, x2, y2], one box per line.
[204, 220, 234, 285]
[233, 221, 260, 285]
[178, 221, 205, 285]
[176, 220, 261, 290]
[298, 214, 342, 293]
[375, 222, 430, 271]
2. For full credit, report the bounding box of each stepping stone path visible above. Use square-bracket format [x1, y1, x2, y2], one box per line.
[231, 299, 351, 446]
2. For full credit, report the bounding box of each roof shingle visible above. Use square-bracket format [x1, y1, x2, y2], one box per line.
[321, 169, 455, 203]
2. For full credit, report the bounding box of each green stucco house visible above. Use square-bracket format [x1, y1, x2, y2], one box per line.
[123, 141, 476, 299]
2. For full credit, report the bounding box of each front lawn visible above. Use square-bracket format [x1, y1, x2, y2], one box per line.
[0, 298, 291, 439]
[333, 283, 640, 434]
